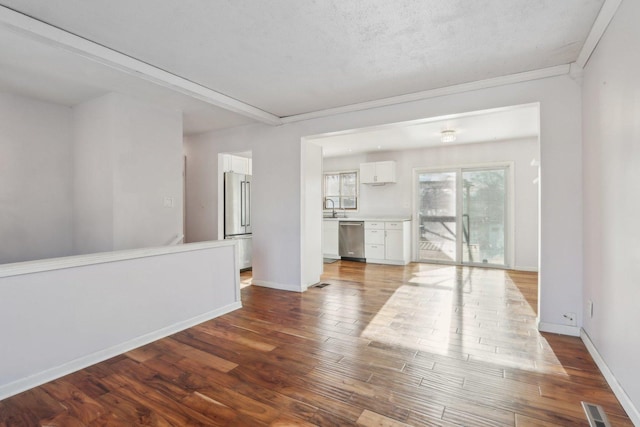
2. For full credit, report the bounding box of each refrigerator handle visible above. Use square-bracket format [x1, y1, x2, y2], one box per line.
[240, 181, 245, 226]
[245, 181, 251, 227]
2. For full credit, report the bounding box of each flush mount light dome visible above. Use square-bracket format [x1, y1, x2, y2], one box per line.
[441, 129, 456, 143]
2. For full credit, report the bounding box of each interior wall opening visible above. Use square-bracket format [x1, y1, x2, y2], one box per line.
[310, 102, 540, 316]
[217, 150, 254, 279]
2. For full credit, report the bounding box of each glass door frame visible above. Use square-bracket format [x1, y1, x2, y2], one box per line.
[412, 162, 514, 268]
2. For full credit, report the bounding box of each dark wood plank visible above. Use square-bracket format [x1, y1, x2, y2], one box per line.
[40, 380, 106, 424]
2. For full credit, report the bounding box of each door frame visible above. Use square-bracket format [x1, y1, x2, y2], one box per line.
[412, 161, 515, 268]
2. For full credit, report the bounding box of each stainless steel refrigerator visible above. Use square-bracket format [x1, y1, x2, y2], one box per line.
[224, 172, 252, 270]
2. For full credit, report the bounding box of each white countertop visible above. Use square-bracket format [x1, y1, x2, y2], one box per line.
[322, 216, 411, 222]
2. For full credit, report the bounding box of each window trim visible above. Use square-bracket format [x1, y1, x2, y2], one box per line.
[323, 170, 359, 211]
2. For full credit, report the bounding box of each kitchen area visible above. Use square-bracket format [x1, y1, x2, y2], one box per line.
[221, 152, 253, 271]
[223, 151, 413, 272]
[188, 105, 539, 279]
[322, 159, 412, 266]
[219, 148, 414, 274]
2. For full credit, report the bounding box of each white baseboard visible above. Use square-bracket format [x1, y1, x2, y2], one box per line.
[581, 329, 640, 426]
[0, 301, 242, 401]
[252, 279, 304, 293]
[538, 321, 580, 337]
[512, 265, 539, 272]
[366, 258, 408, 266]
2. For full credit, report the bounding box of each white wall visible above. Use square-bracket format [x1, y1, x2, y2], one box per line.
[302, 141, 323, 287]
[0, 91, 184, 263]
[0, 241, 240, 400]
[323, 137, 539, 270]
[186, 75, 582, 322]
[0, 93, 73, 263]
[110, 94, 184, 250]
[73, 94, 115, 254]
[582, 0, 640, 419]
[74, 93, 184, 254]
[184, 134, 221, 243]
[186, 124, 305, 291]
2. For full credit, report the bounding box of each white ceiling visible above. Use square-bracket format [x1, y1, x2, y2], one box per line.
[0, 0, 605, 134]
[311, 103, 539, 157]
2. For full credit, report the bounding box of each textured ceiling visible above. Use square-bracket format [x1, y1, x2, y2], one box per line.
[0, 0, 604, 119]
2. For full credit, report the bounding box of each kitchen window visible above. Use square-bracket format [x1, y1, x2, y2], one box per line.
[324, 171, 358, 210]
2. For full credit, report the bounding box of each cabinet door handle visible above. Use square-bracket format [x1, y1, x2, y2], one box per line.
[240, 182, 245, 226]
[245, 181, 251, 227]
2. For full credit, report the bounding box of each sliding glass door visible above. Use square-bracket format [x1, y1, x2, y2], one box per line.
[417, 166, 509, 267]
[461, 168, 506, 265]
[417, 172, 457, 263]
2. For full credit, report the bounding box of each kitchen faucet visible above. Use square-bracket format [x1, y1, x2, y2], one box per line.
[325, 198, 337, 218]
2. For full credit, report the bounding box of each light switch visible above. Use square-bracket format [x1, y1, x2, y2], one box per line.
[163, 196, 174, 208]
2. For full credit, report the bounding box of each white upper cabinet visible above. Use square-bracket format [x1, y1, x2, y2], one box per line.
[222, 154, 252, 174]
[360, 163, 377, 183]
[360, 161, 396, 184]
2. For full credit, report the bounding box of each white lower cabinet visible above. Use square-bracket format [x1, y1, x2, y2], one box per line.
[324, 219, 410, 264]
[322, 220, 339, 259]
[385, 229, 405, 261]
[365, 220, 410, 265]
[365, 244, 385, 259]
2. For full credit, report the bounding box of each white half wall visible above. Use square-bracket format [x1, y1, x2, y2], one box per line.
[73, 92, 184, 254]
[0, 240, 240, 401]
[582, 0, 640, 420]
[0, 93, 73, 264]
[186, 74, 581, 318]
[323, 137, 539, 271]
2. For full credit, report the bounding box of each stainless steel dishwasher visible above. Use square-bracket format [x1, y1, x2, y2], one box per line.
[339, 221, 365, 261]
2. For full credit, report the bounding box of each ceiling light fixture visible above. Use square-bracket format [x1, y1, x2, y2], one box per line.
[441, 129, 457, 143]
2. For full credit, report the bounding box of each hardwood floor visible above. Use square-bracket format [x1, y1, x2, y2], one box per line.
[0, 261, 633, 426]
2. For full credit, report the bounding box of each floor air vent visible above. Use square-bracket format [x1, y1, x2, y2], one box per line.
[314, 283, 331, 288]
[582, 402, 611, 427]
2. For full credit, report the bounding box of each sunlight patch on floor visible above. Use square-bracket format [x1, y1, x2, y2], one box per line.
[360, 265, 566, 375]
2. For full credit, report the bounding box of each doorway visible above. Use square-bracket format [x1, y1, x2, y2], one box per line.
[416, 164, 511, 268]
